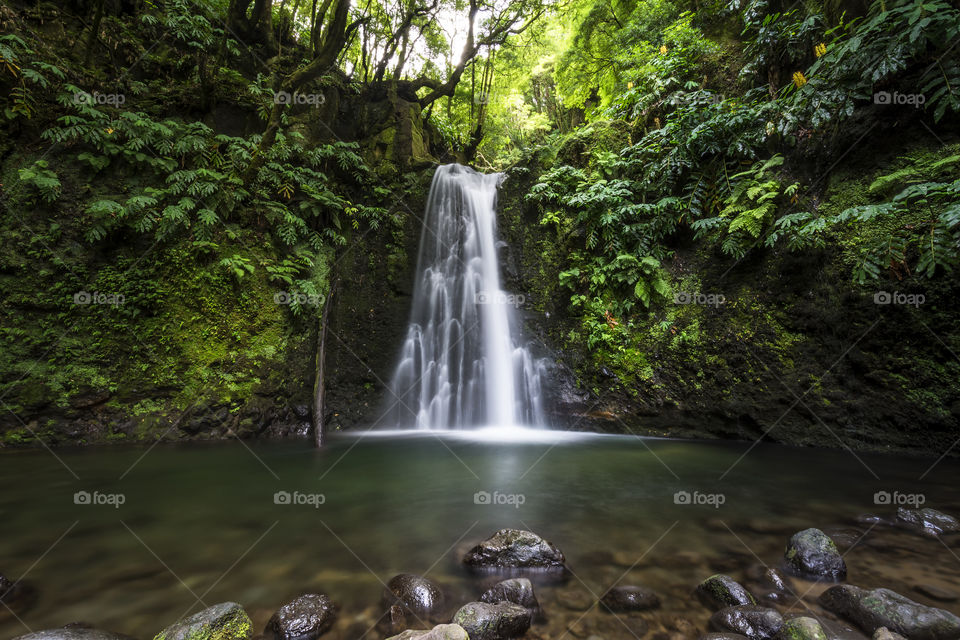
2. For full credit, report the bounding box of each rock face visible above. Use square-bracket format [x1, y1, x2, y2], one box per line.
[265, 594, 338, 640]
[386, 624, 470, 640]
[872, 629, 907, 640]
[452, 602, 532, 640]
[385, 574, 445, 615]
[14, 630, 135, 640]
[699, 635, 751, 640]
[462, 530, 566, 575]
[895, 508, 960, 537]
[783, 529, 846, 582]
[697, 575, 757, 610]
[710, 606, 785, 640]
[819, 585, 960, 640]
[153, 602, 253, 640]
[480, 578, 539, 611]
[776, 617, 827, 640]
[599, 586, 661, 612]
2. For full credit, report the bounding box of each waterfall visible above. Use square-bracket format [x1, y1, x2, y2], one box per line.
[388, 164, 546, 430]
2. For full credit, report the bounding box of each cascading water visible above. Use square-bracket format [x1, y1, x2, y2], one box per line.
[387, 164, 546, 430]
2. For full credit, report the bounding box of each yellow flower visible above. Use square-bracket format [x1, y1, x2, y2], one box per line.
[792, 71, 807, 88]
[659, 45, 668, 55]
[105, 128, 114, 134]
[814, 43, 826, 58]
[627, 81, 634, 89]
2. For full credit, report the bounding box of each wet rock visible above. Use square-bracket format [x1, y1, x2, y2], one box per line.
[819, 585, 960, 640]
[14, 629, 135, 640]
[745, 566, 793, 605]
[776, 617, 826, 640]
[463, 530, 566, 575]
[697, 575, 757, 610]
[480, 578, 539, 611]
[387, 624, 470, 640]
[385, 574, 445, 615]
[265, 594, 338, 640]
[872, 629, 907, 640]
[710, 606, 784, 640]
[783, 529, 846, 582]
[759, 569, 790, 593]
[915, 585, 959, 603]
[599, 586, 661, 612]
[154, 602, 253, 640]
[0, 574, 38, 615]
[389, 605, 409, 635]
[895, 508, 960, 537]
[452, 602, 532, 640]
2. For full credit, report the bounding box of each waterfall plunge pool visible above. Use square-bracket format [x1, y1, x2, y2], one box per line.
[2, 432, 959, 639]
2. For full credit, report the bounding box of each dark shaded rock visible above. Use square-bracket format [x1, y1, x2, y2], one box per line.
[0, 574, 38, 615]
[915, 585, 959, 603]
[480, 579, 539, 611]
[896, 508, 960, 537]
[697, 575, 757, 610]
[784, 529, 846, 582]
[710, 606, 784, 640]
[600, 586, 661, 612]
[386, 624, 470, 640]
[776, 617, 826, 640]
[14, 630, 135, 640]
[819, 585, 960, 640]
[265, 594, 338, 640]
[154, 602, 253, 640]
[385, 574, 445, 615]
[452, 602, 532, 640]
[463, 530, 566, 575]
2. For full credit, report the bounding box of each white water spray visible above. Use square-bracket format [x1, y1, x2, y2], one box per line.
[388, 164, 546, 429]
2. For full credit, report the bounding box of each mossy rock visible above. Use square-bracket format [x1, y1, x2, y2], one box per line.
[153, 602, 252, 640]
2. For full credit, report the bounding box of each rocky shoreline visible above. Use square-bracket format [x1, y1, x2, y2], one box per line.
[5, 508, 960, 640]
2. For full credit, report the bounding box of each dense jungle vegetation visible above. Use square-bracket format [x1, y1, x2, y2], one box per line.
[0, 0, 958, 451]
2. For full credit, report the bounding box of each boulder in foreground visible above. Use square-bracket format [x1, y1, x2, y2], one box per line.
[819, 585, 960, 640]
[783, 529, 846, 582]
[462, 530, 566, 575]
[452, 601, 532, 640]
[153, 602, 252, 640]
[265, 594, 338, 640]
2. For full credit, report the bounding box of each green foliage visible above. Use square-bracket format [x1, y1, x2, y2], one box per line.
[0, 34, 65, 120]
[768, 149, 960, 282]
[16, 160, 62, 203]
[36, 86, 389, 257]
[781, 0, 960, 131]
